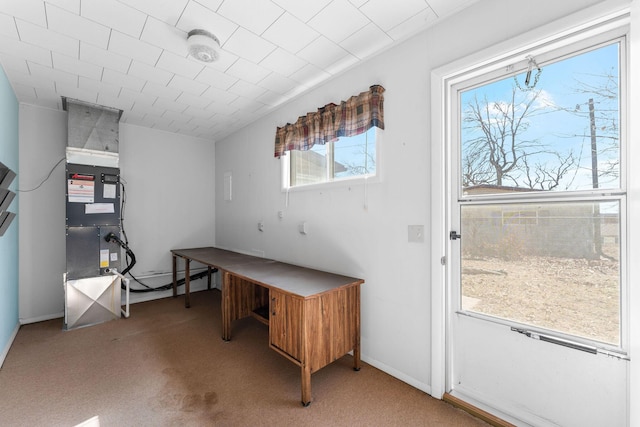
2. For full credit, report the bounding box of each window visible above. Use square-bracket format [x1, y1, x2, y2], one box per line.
[455, 31, 627, 349]
[288, 127, 377, 187]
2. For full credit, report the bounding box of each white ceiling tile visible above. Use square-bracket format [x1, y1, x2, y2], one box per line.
[228, 80, 267, 98]
[4, 68, 56, 92]
[217, 0, 283, 35]
[128, 60, 173, 86]
[52, 52, 102, 80]
[270, 0, 332, 23]
[33, 88, 63, 109]
[427, 0, 478, 18]
[45, 0, 80, 14]
[359, 0, 427, 32]
[340, 22, 393, 59]
[153, 96, 189, 113]
[0, 13, 18, 38]
[108, 31, 162, 66]
[168, 73, 209, 96]
[324, 52, 359, 75]
[82, 0, 147, 38]
[192, 0, 223, 13]
[256, 89, 289, 107]
[230, 96, 265, 112]
[0, 34, 51, 66]
[12, 82, 37, 102]
[387, 7, 438, 41]
[156, 50, 204, 79]
[119, 87, 157, 106]
[46, 4, 110, 49]
[29, 61, 78, 87]
[80, 43, 131, 74]
[55, 82, 98, 103]
[307, 0, 369, 43]
[297, 36, 349, 69]
[1, 0, 46, 27]
[16, 19, 79, 58]
[102, 68, 146, 91]
[140, 17, 188, 56]
[348, 0, 368, 7]
[132, 101, 165, 117]
[259, 48, 307, 77]
[289, 63, 331, 87]
[117, 0, 189, 26]
[262, 13, 319, 54]
[160, 109, 188, 122]
[176, 1, 237, 44]
[258, 72, 297, 94]
[0, 53, 29, 74]
[185, 104, 216, 119]
[225, 58, 271, 84]
[141, 80, 182, 100]
[194, 66, 238, 90]
[176, 91, 212, 109]
[201, 86, 238, 105]
[223, 27, 277, 64]
[95, 94, 132, 113]
[79, 76, 121, 99]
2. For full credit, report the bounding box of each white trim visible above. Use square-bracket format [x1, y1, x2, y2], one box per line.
[0, 322, 20, 368]
[430, 0, 632, 409]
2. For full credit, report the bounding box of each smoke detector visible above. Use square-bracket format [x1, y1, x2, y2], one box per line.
[187, 29, 221, 63]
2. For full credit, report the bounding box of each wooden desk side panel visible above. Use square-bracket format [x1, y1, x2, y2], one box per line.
[306, 286, 360, 374]
[270, 290, 303, 362]
[227, 275, 269, 321]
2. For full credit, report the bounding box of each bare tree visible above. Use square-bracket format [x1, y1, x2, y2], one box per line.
[462, 86, 577, 189]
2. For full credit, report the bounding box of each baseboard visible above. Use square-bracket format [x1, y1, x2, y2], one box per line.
[0, 323, 20, 369]
[443, 393, 516, 427]
[360, 354, 431, 396]
[20, 312, 64, 325]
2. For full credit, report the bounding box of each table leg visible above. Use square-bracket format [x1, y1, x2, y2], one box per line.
[184, 258, 191, 308]
[221, 271, 231, 341]
[301, 364, 312, 407]
[354, 284, 361, 371]
[207, 266, 212, 290]
[172, 255, 177, 298]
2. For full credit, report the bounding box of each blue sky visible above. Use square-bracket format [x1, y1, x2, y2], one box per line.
[460, 42, 620, 191]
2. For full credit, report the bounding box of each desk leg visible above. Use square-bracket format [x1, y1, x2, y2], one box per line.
[172, 255, 177, 298]
[207, 266, 212, 290]
[301, 364, 312, 407]
[354, 284, 361, 371]
[221, 271, 231, 341]
[184, 258, 191, 308]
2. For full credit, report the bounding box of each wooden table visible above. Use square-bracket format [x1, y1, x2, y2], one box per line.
[171, 247, 363, 406]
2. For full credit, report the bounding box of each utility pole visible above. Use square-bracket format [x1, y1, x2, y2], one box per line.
[589, 98, 602, 258]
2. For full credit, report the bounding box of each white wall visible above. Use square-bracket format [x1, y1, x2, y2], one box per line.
[18, 106, 216, 322]
[214, 0, 615, 398]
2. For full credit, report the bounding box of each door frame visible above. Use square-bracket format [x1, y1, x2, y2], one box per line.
[429, 3, 637, 424]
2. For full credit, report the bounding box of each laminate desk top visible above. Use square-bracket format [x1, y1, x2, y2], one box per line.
[171, 246, 363, 297]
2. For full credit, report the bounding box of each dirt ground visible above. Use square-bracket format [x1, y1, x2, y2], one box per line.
[461, 254, 620, 345]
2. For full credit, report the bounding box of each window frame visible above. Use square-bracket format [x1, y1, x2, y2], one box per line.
[450, 26, 629, 354]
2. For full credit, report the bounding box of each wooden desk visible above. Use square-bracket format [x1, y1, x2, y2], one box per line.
[171, 247, 363, 406]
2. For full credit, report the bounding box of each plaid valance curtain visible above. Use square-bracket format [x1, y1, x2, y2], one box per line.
[274, 85, 385, 158]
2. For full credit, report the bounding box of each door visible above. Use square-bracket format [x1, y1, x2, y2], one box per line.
[446, 23, 629, 426]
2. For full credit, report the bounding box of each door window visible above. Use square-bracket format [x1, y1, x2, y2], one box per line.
[457, 40, 626, 349]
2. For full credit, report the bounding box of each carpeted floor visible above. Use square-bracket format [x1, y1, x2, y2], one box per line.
[0, 290, 487, 426]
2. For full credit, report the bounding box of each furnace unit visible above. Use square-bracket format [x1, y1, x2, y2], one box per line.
[63, 99, 128, 330]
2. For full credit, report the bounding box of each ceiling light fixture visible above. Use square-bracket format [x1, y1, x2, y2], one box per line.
[187, 29, 221, 63]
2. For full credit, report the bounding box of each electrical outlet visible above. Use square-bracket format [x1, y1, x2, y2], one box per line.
[408, 225, 424, 243]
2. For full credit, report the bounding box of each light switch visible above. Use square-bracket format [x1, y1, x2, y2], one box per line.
[408, 225, 424, 243]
